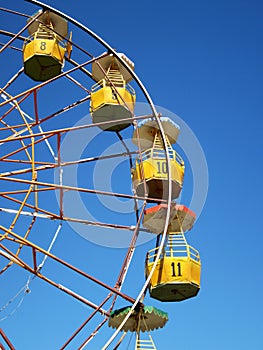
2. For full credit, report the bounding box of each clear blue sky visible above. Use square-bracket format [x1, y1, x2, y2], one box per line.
[1, 0, 263, 349]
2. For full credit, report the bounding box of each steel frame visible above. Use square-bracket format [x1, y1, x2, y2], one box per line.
[0, 2, 174, 348]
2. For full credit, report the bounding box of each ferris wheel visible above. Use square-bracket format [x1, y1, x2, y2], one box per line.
[0, 1, 203, 349]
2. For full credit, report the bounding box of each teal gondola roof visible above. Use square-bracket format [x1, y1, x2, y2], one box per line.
[108, 305, 168, 332]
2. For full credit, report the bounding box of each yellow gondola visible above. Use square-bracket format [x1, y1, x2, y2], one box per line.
[90, 53, 136, 131]
[23, 11, 72, 81]
[145, 232, 201, 302]
[132, 117, 184, 202]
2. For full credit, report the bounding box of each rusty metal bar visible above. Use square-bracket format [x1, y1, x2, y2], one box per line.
[1, 158, 54, 165]
[32, 247, 38, 272]
[1, 67, 24, 91]
[0, 29, 27, 40]
[0, 114, 153, 143]
[78, 205, 148, 349]
[60, 293, 113, 350]
[0, 216, 37, 275]
[0, 250, 108, 315]
[33, 90, 39, 124]
[0, 42, 21, 52]
[115, 201, 147, 289]
[0, 92, 32, 124]
[0, 150, 138, 178]
[37, 95, 91, 125]
[0, 175, 168, 204]
[0, 329, 15, 350]
[0, 53, 109, 109]
[57, 132, 63, 218]
[0, 206, 149, 233]
[0, 10, 43, 54]
[0, 132, 54, 162]
[0, 187, 56, 196]
[77, 317, 109, 350]
[0, 123, 31, 131]
[65, 74, 91, 94]
[0, 244, 108, 315]
[0, 226, 137, 304]
[1, 194, 60, 218]
[0, 7, 34, 18]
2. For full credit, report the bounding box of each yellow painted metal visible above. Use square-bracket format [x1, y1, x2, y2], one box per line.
[133, 157, 184, 183]
[147, 256, 200, 286]
[132, 150, 184, 201]
[90, 79, 136, 131]
[0, 90, 36, 248]
[145, 233, 201, 302]
[23, 34, 66, 81]
[132, 130, 184, 201]
[90, 83, 135, 112]
[136, 333, 157, 350]
[23, 38, 65, 62]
